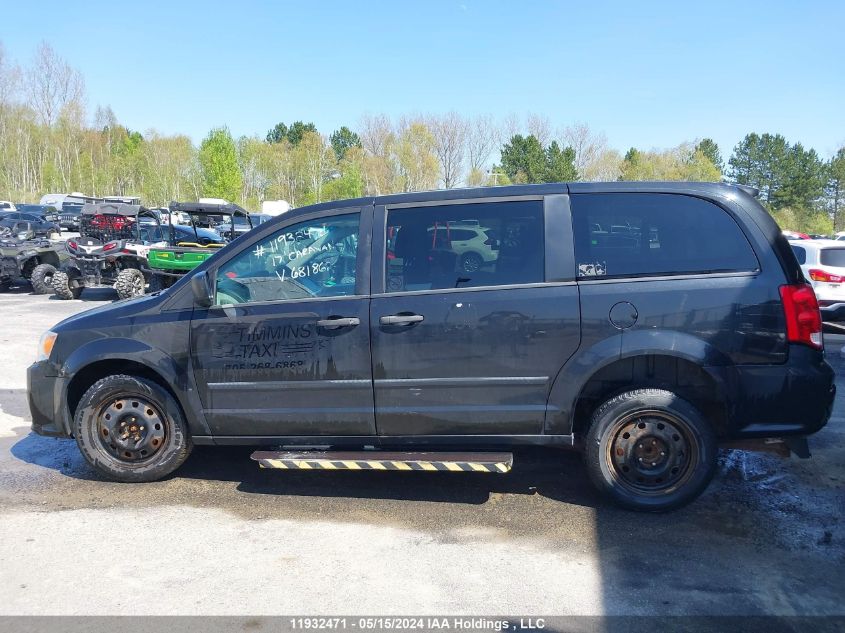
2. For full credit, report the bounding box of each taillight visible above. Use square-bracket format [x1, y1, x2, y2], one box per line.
[779, 283, 823, 349]
[808, 268, 844, 283]
[68, 240, 78, 250]
[103, 241, 118, 252]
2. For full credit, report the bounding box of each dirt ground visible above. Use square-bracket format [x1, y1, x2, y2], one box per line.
[0, 290, 842, 616]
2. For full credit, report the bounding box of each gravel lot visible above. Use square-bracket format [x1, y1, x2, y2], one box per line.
[0, 289, 843, 616]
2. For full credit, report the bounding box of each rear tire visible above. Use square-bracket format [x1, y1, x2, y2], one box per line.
[584, 389, 717, 512]
[52, 270, 83, 299]
[74, 374, 192, 482]
[114, 268, 146, 299]
[29, 263, 57, 294]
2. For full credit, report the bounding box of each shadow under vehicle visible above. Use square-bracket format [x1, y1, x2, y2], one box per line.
[145, 201, 250, 290]
[0, 225, 68, 293]
[51, 202, 164, 300]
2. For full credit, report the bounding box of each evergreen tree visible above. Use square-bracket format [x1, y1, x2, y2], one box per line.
[545, 141, 578, 182]
[330, 126, 362, 160]
[695, 138, 723, 174]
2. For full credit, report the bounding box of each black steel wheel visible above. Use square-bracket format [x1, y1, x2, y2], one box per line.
[74, 374, 192, 482]
[584, 389, 717, 512]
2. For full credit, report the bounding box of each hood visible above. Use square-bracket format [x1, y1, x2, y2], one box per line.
[51, 291, 168, 333]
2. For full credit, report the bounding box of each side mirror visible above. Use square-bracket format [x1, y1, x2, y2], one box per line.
[191, 271, 214, 308]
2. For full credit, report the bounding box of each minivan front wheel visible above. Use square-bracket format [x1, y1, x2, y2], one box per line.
[585, 389, 717, 512]
[74, 374, 192, 482]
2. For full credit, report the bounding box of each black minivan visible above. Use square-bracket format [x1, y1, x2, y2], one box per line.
[28, 183, 835, 511]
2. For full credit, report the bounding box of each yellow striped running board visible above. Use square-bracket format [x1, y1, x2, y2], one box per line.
[250, 451, 513, 474]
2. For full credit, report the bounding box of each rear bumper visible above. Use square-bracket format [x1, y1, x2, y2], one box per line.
[725, 345, 835, 438]
[818, 301, 845, 321]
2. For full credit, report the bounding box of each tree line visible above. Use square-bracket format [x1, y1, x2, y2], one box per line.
[1, 42, 843, 233]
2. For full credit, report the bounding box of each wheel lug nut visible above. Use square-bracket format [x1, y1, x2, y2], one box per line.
[660, 451, 665, 456]
[638, 457, 643, 462]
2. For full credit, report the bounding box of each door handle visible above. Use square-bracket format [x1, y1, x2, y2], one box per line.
[316, 317, 360, 329]
[379, 314, 424, 326]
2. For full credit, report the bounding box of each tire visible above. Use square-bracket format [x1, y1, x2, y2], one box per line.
[74, 374, 192, 482]
[114, 268, 146, 299]
[29, 263, 57, 294]
[51, 270, 83, 300]
[147, 273, 166, 293]
[460, 252, 484, 273]
[584, 389, 717, 512]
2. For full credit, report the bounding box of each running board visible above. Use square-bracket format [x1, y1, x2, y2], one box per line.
[250, 450, 513, 473]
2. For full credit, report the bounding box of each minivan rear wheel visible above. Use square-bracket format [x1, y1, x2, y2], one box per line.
[584, 389, 717, 511]
[74, 374, 192, 482]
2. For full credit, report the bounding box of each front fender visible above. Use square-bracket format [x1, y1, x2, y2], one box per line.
[60, 337, 210, 436]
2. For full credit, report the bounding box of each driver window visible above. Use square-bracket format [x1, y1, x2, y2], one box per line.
[215, 213, 360, 305]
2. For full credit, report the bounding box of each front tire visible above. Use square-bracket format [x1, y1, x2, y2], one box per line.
[29, 263, 57, 294]
[74, 374, 192, 482]
[584, 389, 717, 512]
[114, 268, 146, 299]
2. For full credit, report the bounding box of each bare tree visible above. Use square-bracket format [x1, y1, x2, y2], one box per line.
[583, 148, 623, 181]
[427, 111, 467, 188]
[466, 114, 497, 172]
[26, 42, 85, 126]
[359, 113, 393, 157]
[501, 112, 522, 143]
[561, 122, 609, 179]
[527, 113, 552, 147]
[0, 42, 22, 107]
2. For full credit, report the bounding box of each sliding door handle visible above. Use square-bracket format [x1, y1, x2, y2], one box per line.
[316, 317, 360, 328]
[379, 314, 424, 326]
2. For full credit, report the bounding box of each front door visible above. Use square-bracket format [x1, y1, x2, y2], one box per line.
[190, 208, 375, 438]
[370, 197, 581, 437]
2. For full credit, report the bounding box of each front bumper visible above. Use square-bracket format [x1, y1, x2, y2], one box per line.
[28, 360, 70, 437]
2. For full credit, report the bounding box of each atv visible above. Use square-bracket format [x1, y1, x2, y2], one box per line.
[145, 201, 251, 290]
[0, 225, 68, 294]
[52, 202, 165, 300]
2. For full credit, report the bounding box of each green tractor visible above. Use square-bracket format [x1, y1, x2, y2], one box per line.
[146, 202, 253, 290]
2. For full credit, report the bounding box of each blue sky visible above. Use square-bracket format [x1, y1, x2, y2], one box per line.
[3, 0, 844, 159]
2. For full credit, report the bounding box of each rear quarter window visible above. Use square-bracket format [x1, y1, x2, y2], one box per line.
[571, 193, 759, 278]
[791, 245, 807, 265]
[819, 248, 845, 267]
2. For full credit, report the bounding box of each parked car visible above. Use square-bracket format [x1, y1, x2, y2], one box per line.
[790, 239, 845, 321]
[29, 182, 834, 512]
[14, 204, 60, 223]
[0, 201, 16, 212]
[0, 211, 61, 239]
[58, 203, 83, 231]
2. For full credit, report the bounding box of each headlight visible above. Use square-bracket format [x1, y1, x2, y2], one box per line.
[37, 331, 58, 362]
